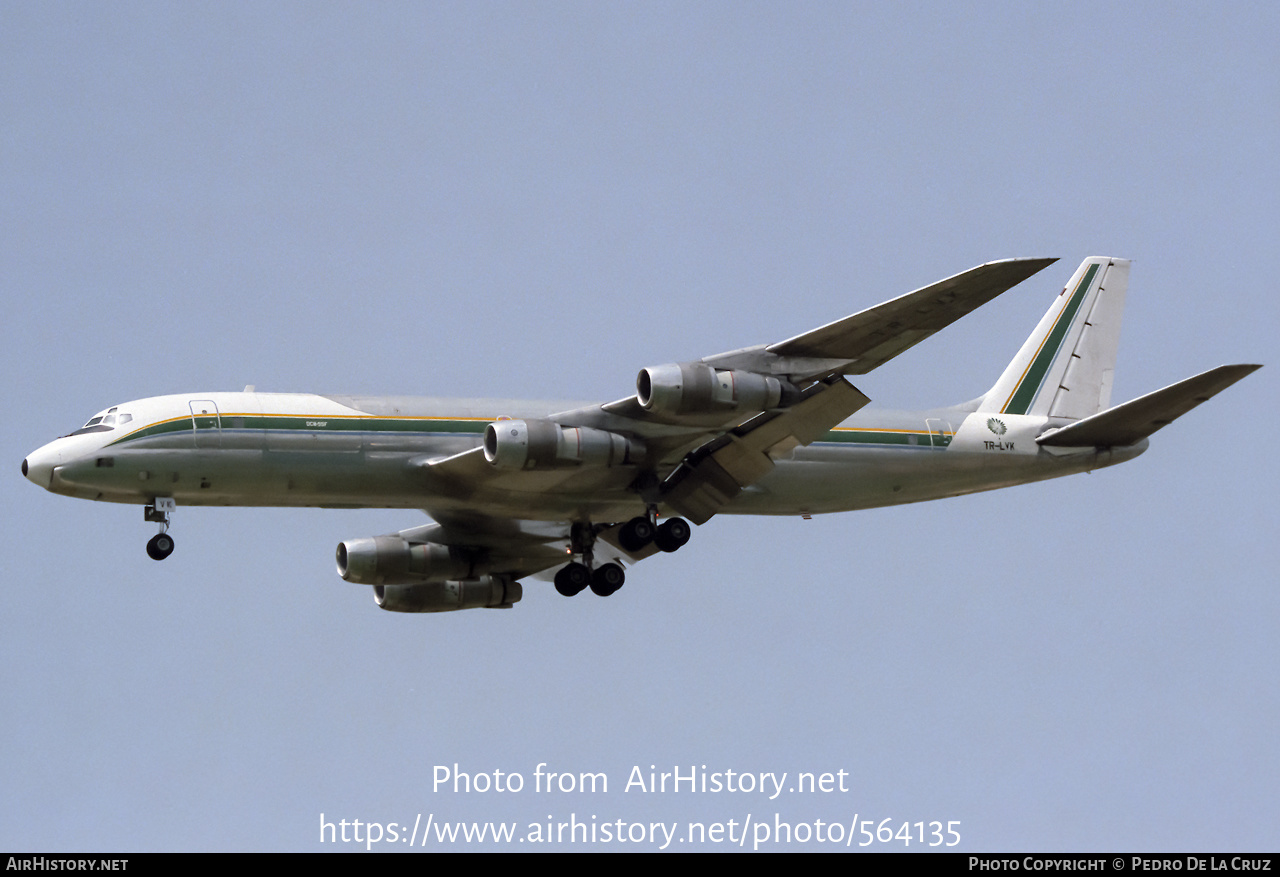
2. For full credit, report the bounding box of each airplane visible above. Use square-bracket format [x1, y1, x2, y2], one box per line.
[22, 257, 1259, 614]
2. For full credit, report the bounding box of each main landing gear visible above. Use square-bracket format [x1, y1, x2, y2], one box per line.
[144, 498, 176, 561]
[620, 514, 690, 554]
[554, 513, 691, 598]
[554, 522, 625, 597]
[553, 560, 626, 598]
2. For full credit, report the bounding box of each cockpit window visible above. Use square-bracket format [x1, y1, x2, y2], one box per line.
[67, 408, 133, 437]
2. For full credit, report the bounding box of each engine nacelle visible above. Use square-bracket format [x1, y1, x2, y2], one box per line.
[483, 419, 641, 470]
[374, 577, 523, 613]
[337, 536, 473, 585]
[637, 362, 785, 416]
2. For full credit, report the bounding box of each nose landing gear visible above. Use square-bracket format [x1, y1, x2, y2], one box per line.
[146, 532, 175, 561]
[144, 498, 176, 560]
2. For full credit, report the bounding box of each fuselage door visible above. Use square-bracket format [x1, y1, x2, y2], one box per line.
[925, 418, 953, 449]
[189, 400, 221, 448]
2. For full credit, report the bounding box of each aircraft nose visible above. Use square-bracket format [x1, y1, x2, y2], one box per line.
[22, 446, 58, 489]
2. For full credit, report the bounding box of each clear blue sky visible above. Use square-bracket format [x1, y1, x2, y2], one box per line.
[3, 2, 1275, 851]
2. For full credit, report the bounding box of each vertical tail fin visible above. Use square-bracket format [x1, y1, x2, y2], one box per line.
[980, 257, 1130, 418]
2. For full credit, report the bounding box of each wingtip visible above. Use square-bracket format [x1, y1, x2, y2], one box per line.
[1211, 362, 1263, 374]
[989, 256, 1059, 279]
[986, 256, 1058, 266]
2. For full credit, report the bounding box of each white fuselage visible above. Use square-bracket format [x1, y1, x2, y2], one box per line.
[23, 391, 1145, 522]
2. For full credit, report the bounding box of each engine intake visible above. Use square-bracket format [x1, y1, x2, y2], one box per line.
[637, 363, 786, 416]
[374, 577, 523, 612]
[483, 419, 641, 470]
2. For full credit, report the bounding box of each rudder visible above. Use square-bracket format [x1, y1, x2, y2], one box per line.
[980, 257, 1130, 419]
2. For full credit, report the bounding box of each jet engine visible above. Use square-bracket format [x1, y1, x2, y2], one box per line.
[337, 536, 473, 585]
[483, 419, 641, 470]
[374, 577, 522, 612]
[637, 362, 787, 416]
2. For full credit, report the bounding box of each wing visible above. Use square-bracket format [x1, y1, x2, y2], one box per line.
[409, 512, 577, 580]
[357, 510, 645, 587]
[703, 257, 1058, 379]
[405, 258, 1055, 571]
[653, 376, 870, 524]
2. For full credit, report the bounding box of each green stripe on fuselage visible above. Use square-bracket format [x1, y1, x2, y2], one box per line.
[106, 414, 490, 447]
[822, 429, 949, 447]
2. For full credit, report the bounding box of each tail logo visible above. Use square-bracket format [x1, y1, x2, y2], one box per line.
[987, 418, 1007, 436]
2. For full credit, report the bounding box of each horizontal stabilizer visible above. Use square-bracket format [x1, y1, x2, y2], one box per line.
[1036, 364, 1261, 448]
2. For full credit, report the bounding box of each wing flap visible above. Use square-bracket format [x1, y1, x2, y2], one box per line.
[1036, 364, 1261, 448]
[660, 377, 871, 524]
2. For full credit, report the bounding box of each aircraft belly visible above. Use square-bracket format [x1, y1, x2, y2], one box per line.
[417, 465, 648, 522]
[725, 443, 1108, 516]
